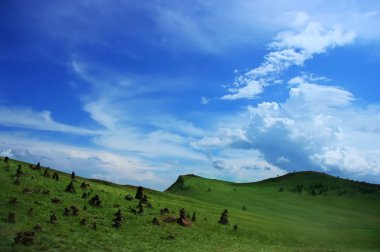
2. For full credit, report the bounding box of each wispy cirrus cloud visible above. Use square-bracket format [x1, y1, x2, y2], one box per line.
[222, 13, 355, 100]
[0, 134, 168, 189]
[71, 56, 207, 163]
[0, 106, 100, 135]
[10, 0, 379, 56]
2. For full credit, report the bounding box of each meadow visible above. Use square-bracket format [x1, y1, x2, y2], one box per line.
[1, 157, 380, 251]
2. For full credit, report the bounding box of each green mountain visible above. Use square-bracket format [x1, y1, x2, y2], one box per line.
[1, 157, 380, 251]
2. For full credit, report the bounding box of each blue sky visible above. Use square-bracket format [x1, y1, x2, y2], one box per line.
[1, 0, 380, 190]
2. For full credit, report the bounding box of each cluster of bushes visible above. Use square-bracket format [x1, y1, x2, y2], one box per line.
[290, 184, 303, 193]
[308, 183, 328, 196]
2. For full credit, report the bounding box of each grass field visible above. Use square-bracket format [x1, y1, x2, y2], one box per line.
[1, 157, 380, 251]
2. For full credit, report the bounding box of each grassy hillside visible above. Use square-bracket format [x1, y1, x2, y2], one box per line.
[166, 172, 380, 251]
[1, 157, 380, 251]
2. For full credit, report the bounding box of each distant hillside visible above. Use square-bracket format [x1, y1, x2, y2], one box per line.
[167, 171, 380, 196]
[166, 171, 380, 251]
[1, 157, 380, 251]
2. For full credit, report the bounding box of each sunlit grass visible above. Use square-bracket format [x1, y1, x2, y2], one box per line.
[1, 158, 379, 251]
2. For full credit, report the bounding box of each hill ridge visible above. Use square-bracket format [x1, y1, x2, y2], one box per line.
[166, 170, 380, 194]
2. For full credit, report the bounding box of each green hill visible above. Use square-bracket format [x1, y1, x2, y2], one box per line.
[166, 172, 380, 251]
[1, 157, 380, 251]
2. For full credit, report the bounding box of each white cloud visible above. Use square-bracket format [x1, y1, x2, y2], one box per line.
[148, 115, 205, 137]
[0, 135, 170, 189]
[221, 80, 263, 100]
[198, 76, 380, 178]
[71, 57, 208, 167]
[82, 92, 206, 161]
[201, 96, 210, 104]
[270, 21, 355, 55]
[0, 149, 13, 157]
[206, 148, 287, 182]
[3, 1, 379, 186]
[285, 77, 354, 112]
[0, 56, 212, 190]
[222, 14, 355, 100]
[191, 128, 250, 150]
[15, 0, 379, 57]
[276, 156, 290, 164]
[152, 1, 379, 52]
[0, 106, 99, 135]
[310, 147, 380, 175]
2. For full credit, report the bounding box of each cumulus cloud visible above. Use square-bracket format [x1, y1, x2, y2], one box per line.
[310, 147, 380, 175]
[199, 76, 380, 179]
[222, 14, 355, 100]
[285, 78, 354, 113]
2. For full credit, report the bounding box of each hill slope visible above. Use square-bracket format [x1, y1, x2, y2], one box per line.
[1, 157, 380, 251]
[166, 172, 380, 250]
